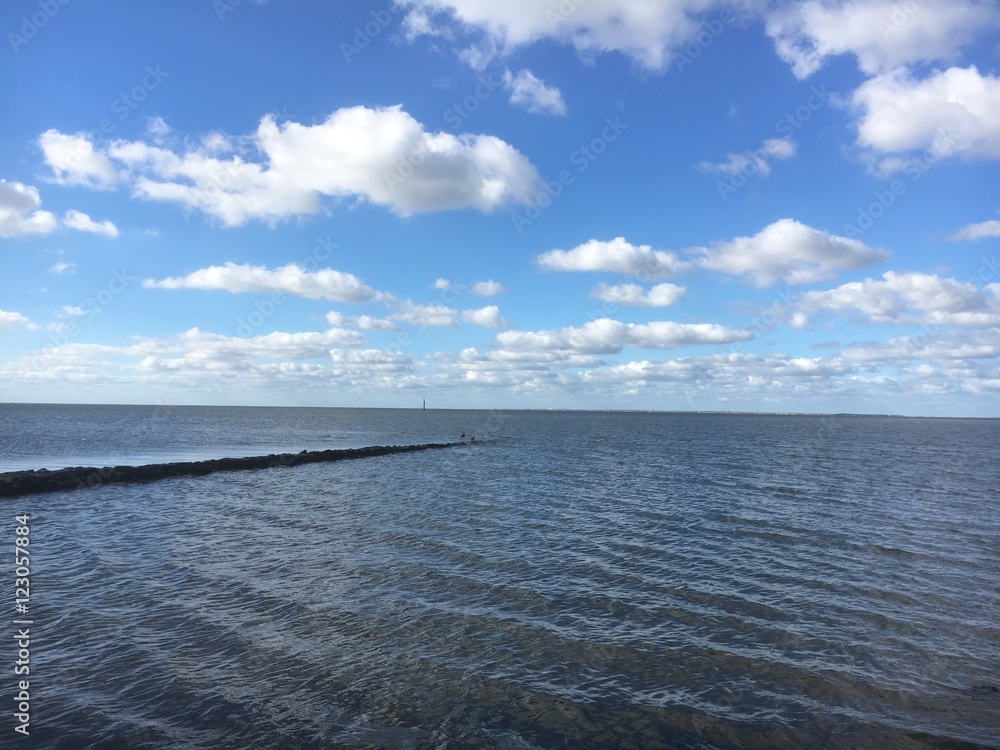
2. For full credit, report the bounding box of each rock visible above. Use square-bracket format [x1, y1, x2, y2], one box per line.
[0, 441, 464, 498]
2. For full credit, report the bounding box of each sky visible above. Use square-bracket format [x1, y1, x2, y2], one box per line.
[1, 0, 999, 416]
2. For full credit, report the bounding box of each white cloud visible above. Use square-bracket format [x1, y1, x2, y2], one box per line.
[797, 271, 1000, 327]
[59, 305, 86, 317]
[497, 318, 752, 355]
[325, 311, 400, 331]
[589, 282, 686, 307]
[591, 352, 855, 386]
[0, 310, 35, 331]
[1, 179, 121, 240]
[63, 210, 120, 238]
[0, 180, 57, 238]
[390, 301, 460, 328]
[789, 311, 810, 329]
[765, 0, 1000, 78]
[38, 130, 120, 189]
[840, 329, 1000, 363]
[432, 278, 454, 290]
[146, 327, 364, 360]
[6, 318, 999, 409]
[329, 348, 413, 376]
[691, 218, 887, 287]
[462, 305, 509, 328]
[950, 219, 1000, 241]
[537, 237, 691, 278]
[503, 69, 567, 115]
[42, 106, 541, 226]
[147, 116, 171, 138]
[471, 279, 507, 296]
[396, 0, 756, 71]
[48, 262, 77, 275]
[696, 137, 796, 176]
[1, 324, 403, 394]
[852, 66, 1000, 169]
[144, 262, 378, 303]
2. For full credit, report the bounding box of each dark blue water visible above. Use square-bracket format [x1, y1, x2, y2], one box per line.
[2, 405, 998, 748]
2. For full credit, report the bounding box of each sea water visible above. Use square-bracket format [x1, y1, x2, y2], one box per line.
[2, 404, 998, 748]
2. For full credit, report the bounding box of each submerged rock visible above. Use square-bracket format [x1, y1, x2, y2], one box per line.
[0, 442, 464, 498]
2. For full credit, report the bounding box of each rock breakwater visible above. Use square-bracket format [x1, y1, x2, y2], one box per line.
[0, 442, 463, 498]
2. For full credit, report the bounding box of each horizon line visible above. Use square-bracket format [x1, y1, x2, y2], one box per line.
[2, 401, 997, 420]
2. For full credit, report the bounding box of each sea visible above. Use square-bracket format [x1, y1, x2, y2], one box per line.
[0, 403, 998, 749]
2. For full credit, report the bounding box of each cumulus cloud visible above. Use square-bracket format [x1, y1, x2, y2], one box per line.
[852, 66, 1000, 170]
[950, 218, 1000, 241]
[472, 280, 507, 296]
[0, 180, 57, 238]
[0, 310, 35, 331]
[147, 116, 171, 139]
[38, 130, 120, 189]
[462, 305, 509, 328]
[63, 210, 120, 238]
[497, 318, 752, 355]
[396, 0, 756, 71]
[389, 301, 459, 328]
[765, 0, 1000, 78]
[840, 329, 1000, 363]
[23, 328, 362, 386]
[691, 218, 887, 287]
[0, 323, 425, 395]
[153, 327, 364, 360]
[40, 106, 541, 226]
[503, 69, 567, 115]
[1, 179, 119, 240]
[329, 348, 413, 375]
[696, 137, 796, 176]
[144, 262, 378, 303]
[119, 327, 364, 362]
[325, 311, 399, 331]
[48, 261, 77, 275]
[589, 282, 686, 307]
[591, 352, 854, 386]
[797, 271, 1000, 327]
[537, 237, 691, 278]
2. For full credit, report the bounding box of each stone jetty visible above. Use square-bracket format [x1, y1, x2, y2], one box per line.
[0, 442, 464, 498]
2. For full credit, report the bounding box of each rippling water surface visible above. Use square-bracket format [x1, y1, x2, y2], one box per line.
[3, 405, 999, 748]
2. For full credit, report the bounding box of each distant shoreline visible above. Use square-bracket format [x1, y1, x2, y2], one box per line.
[1, 402, 996, 420]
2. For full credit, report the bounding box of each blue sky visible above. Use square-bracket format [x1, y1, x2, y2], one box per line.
[1, 0, 998, 416]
